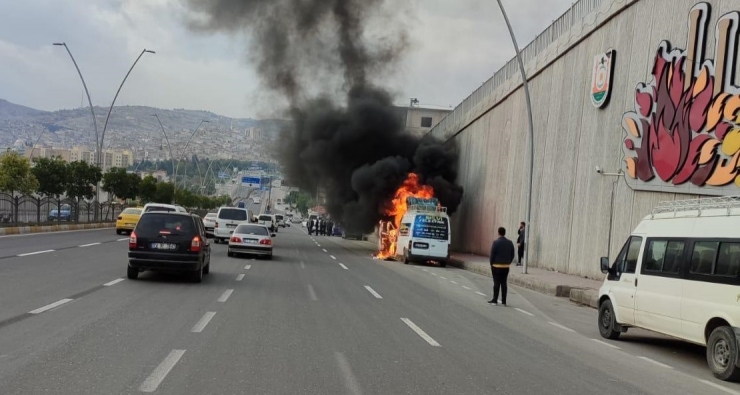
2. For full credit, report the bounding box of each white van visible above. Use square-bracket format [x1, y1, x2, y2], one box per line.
[257, 214, 277, 233]
[142, 203, 187, 214]
[393, 198, 450, 267]
[598, 196, 740, 381]
[213, 207, 254, 244]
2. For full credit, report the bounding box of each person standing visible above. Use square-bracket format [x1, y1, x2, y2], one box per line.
[516, 222, 526, 266]
[489, 227, 515, 306]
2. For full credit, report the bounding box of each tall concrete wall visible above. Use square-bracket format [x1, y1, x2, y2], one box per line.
[431, 0, 740, 279]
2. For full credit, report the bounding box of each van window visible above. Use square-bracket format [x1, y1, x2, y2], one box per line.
[690, 241, 719, 275]
[644, 240, 685, 274]
[412, 215, 448, 240]
[275, 214, 284, 220]
[615, 236, 642, 274]
[716, 243, 740, 277]
[258, 215, 272, 221]
[219, 208, 248, 221]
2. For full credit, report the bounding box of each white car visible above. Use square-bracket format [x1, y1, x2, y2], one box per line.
[227, 223, 275, 259]
[202, 212, 217, 237]
[142, 203, 188, 214]
[213, 207, 254, 244]
[598, 196, 740, 381]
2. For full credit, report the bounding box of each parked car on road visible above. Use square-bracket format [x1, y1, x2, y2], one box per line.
[227, 223, 275, 259]
[116, 207, 143, 234]
[127, 212, 211, 283]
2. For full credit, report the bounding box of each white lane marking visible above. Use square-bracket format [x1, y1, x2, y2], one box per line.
[191, 312, 217, 333]
[590, 339, 620, 349]
[300, 261, 305, 269]
[339, 263, 349, 270]
[29, 298, 73, 314]
[103, 278, 125, 287]
[422, 268, 428, 272]
[17, 249, 54, 257]
[401, 318, 441, 347]
[317, 244, 321, 247]
[218, 289, 234, 302]
[322, 249, 327, 253]
[139, 349, 186, 392]
[79, 242, 101, 247]
[450, 281, 459, 285]
[330, 255, 337, 260]
[475, 291, 487, 296]
[117, 238, 129, 241]
[236, 274, 245, 281]
[308, 284, 318, 301]
[439, 276, 448, 280]
[514, 308, 535, 317]
[699, 380, 740, 395]
[244, 264, 251, 270]
[335, 352, 364, 395]
[462, 286, 472, 290]
[431, 273, 438, 276]
[638, 356, 672, 369]
[364, 286, 383, 299]
[548, 322, 576, 333]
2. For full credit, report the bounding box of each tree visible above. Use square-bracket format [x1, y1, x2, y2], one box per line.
[153, 182, 175, 204]
[0, 152, 39, 196]
[139, 175, 158, 203]
[65, 161, 102, 202]
[31, 157, 68, 199]
[102, 167, 141, 203]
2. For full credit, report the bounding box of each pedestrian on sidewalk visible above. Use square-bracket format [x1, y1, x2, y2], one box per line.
[516, 222, 525, 266]
[489, 227, 515, 306]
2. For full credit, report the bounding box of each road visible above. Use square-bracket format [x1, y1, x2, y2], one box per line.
[1, 225, 739, 394]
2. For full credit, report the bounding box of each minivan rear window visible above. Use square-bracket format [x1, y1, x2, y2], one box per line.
[235, 225, 269, 235]
[412, 215, 448, 240]
[275, 214, 284, 220]
[136, 214, 194, 237]
[219, 208, 248, 221]
[258, 215, 272, 221]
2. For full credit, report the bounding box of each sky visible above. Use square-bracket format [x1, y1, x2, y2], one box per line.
[0, 0, 575, 119]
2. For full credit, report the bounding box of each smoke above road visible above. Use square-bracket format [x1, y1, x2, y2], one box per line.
[185, 0, 463, 232]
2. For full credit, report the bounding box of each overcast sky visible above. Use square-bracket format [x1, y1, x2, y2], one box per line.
[0, 0, 574, 119]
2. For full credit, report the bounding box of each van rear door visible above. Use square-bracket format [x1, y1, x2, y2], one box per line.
[410, 214, 449, 259]
[218, 208, 248, 235]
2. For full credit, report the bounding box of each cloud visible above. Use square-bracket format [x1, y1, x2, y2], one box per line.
[0, 0, 573, 118]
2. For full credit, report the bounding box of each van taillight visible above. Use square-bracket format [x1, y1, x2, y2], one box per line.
[191, 235, 202, 252]
[215, 222, 219, 228]
[129, 232, 137, 249]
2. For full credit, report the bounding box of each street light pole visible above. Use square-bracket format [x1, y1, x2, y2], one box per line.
[174, 119, 208, 191]
[495, 0, 535, 274]
[153, 114, 177, 202]
[53, 43, 99, 157]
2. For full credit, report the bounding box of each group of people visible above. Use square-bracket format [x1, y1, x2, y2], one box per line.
[308, 217, 334, 236]
[487, 222, 525, 306]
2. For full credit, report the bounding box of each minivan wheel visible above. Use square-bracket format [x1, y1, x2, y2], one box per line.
[598, 300, 621, 340]
[127, 266, 138, 280]
[707, 326, 740, 381]
[192, 265, 203, 283]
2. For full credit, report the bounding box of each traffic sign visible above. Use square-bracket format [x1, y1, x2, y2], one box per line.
[241, 176, 261, 187]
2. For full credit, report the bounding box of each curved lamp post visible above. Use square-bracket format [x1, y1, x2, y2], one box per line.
[153, 114, 177, 196]
[495, 0, 535, 274]
[174, 119, 209, 190]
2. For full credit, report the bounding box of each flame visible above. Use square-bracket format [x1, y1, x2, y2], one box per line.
[376, 173, 434, 260]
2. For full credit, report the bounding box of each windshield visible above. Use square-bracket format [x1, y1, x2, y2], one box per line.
[122, 208, 142, 215]
[135, 214, 194, 237]
[258, 215, 272, 221]
[218, 208, 248, 221]
[235, 225, 269, 235]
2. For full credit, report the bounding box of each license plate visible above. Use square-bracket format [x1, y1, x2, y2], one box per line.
[227, 224, 237, 228]
[243, 239, 258, 244]
[151, 243, 177, 250]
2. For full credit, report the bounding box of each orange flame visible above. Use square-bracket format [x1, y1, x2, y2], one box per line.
[376, 173, 434, 259]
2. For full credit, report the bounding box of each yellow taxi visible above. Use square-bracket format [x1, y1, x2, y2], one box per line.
[116, 207, 143, 235]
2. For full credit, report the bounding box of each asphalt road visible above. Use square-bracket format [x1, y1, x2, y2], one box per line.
[1, 225, 739, 394]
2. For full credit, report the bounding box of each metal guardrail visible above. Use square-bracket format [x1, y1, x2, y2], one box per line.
[428, 0, 611, 140]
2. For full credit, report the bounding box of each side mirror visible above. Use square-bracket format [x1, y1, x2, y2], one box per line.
[271, 233, 277, 237]
[600, 257, 610, 274]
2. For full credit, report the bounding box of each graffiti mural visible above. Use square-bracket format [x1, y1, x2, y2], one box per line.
[623, 2, 740, 195]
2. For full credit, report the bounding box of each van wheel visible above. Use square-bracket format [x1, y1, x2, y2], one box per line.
[707, 326, 740, 381]
[439, 260, 447, 268]
[127, 266, 138, 280]
[598, 300, 621, 340]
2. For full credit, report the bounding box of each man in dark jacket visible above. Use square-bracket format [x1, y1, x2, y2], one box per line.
[516, 222, 526, 266]
[308, 219, 315, 235]
[489, 227, 515, 306]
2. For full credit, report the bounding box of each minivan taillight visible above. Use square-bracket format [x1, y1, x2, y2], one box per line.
[129, 232, 137, 249]
[260, 239, 272, 246]
[215, 222, 219, 228]
[191, 235, 202, 252]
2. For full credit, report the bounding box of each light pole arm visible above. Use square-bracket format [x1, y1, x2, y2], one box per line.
[495, 0, 535, 274]
[100, 49, 155, 161]
[55, 43, 99, 155]
[174, 120, 206, 190]
[154, 115, 177, 190]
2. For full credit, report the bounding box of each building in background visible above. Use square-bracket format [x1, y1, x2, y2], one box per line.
[392, 105, 452, 138]
[26, 145, 133, 170]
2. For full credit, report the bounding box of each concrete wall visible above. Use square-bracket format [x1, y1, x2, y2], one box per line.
[431, 0, 740, 279]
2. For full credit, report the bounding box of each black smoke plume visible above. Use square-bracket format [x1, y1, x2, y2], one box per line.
[185, 0, 463, 232]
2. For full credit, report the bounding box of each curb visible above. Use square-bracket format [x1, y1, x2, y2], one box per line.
[0, 222, 115, 236]
[448, 257, 598, 309]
